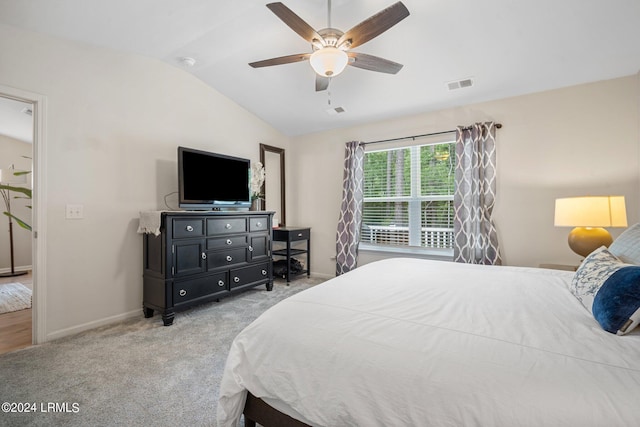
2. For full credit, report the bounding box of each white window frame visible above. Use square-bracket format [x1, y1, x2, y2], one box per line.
[359, 140, 455, 259]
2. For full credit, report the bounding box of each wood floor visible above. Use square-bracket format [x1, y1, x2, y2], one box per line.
[0, 271, 32, 355]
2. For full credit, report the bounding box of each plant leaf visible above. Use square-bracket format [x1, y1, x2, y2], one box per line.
[0, 184, 31, 198]
[2, 212, 31, 231]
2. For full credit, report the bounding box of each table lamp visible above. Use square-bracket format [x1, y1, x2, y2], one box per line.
[554, 196, 627, 257]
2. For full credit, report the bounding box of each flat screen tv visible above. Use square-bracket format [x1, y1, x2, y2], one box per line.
[178, 146, 251, 210]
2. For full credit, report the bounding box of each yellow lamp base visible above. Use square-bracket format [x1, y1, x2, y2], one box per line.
[567, 227, 613, 258]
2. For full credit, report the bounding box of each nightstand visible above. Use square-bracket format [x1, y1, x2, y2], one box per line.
[272, 226, 311, 282]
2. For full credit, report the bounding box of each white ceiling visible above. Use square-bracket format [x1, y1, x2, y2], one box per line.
[0, 97, 33, 143]
[1, 0, 639, 137]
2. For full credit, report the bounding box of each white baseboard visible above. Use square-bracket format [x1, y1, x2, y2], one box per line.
[46, 308, 141, 342]
[0, 264, 32, 274]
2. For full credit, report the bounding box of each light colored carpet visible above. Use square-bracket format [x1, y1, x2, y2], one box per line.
[0, 277, 325, 427]
[0, 282, 32, 314]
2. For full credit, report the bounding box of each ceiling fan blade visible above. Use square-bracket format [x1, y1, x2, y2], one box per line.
[337, 2, 410, 50]
[315, 75, 330, 92]
[347, 52, 403, 74]
[249, 53, 311, 68]
[266, 2, 325, 46]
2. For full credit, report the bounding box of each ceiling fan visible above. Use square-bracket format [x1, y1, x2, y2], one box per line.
[249, 1, 410, 91]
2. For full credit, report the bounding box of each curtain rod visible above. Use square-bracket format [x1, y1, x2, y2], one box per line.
[362, 123, 502, 145]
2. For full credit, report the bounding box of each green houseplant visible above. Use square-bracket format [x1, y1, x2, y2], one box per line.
[0, 166, 31, 231]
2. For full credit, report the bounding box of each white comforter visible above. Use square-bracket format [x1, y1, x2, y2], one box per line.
[217, 258, 640, 426]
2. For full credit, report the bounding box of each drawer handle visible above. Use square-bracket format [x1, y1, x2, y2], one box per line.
[256, 222, 262, 227]
[261, 269, 267, 276]
[186, 225, 193, 232]
[298, 233, 303, 237]
[233, 276, 240, 283]
[218, 280, 225, 287]
[248, 245, 254, 252]
[226, 255, 233, 262]
[179, 289, 187, 297]
[226, 239, 232, 245]
[201, 252, 207, 260]
[225, 223, 232, 229]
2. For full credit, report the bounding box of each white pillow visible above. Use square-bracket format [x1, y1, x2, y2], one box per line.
[609, 223, 640, 265]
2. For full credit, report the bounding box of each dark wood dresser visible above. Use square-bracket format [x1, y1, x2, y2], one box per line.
[142, 211, 274, 325]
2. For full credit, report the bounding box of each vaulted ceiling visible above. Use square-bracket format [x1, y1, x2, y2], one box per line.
[1, 0, 640, 137]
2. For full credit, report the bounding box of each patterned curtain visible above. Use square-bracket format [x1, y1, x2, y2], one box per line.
[453, 122, 502, 265]
[336, 141, 365, 275]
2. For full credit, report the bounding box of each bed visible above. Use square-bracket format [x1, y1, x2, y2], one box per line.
[217, 231, 640, 426]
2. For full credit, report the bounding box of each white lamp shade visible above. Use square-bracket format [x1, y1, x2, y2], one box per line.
[554, 196, 627, 227]
[309, 47, 348, 77]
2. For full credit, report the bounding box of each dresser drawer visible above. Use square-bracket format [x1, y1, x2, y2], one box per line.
[229, 263, 270, 289]
[207, 247, 247, 269]
[249, 216, 269, 232]
[207, 235, 247, 250]
[172, 218, 205, 239]
[207, 218, 247, 235]
[173, 272, 227, 305]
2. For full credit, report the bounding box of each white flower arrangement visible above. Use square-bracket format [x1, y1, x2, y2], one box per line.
[250, 161, 265, 201]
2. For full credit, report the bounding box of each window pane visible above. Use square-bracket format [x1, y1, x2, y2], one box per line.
[361, 141, 455, 250]
[421, 200, 454, 248]
[363, 149, 411, 198]
[361, 201, 409, 246]
[420, 143, 455, 196]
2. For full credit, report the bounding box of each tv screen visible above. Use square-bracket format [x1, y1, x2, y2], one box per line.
[178, 146, 251, 210]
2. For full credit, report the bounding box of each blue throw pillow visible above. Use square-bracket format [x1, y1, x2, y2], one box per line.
[570, 246, 626, 313]
[592, 266, 640, 335]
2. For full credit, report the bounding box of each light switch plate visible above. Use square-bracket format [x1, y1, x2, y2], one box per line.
[66, 204, 83, 219]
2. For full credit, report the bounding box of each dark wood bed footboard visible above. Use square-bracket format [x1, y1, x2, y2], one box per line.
[244, 392, 312, 427]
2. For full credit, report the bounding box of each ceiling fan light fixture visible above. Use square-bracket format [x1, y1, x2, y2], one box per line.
[310, 47, 348, 77]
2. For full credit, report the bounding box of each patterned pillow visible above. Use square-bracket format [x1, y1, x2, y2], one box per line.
[570, 246, 627, 314]
[592, 266, 640, 335]
[609, 223, 640, 265]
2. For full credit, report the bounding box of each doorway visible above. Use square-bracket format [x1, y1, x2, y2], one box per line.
[0, 85, 48, 350]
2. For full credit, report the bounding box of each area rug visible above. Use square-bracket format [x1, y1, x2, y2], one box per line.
[0, 282, 32, 314]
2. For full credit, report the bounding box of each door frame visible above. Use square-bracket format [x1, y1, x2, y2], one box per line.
[0, 84, 48, 344]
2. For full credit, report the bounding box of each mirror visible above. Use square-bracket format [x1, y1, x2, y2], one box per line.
[260, 143, 286, 226]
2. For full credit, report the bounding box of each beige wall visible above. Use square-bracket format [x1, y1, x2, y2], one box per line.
[289, 74, 640, 276]
[0, 24, 290, 339]
[1, 22, 638, 339]
[0, 135, 32, 272]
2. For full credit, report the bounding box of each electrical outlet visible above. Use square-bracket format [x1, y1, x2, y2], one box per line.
[66, 204, 83, 219]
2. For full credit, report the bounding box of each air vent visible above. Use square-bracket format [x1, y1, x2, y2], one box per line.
[447, 78, 474, 91]
[326, 106, 346, 116]
[21, 107, 33, 116]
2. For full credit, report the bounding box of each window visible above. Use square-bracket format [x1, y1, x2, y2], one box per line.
[360, 141, 455, 252]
